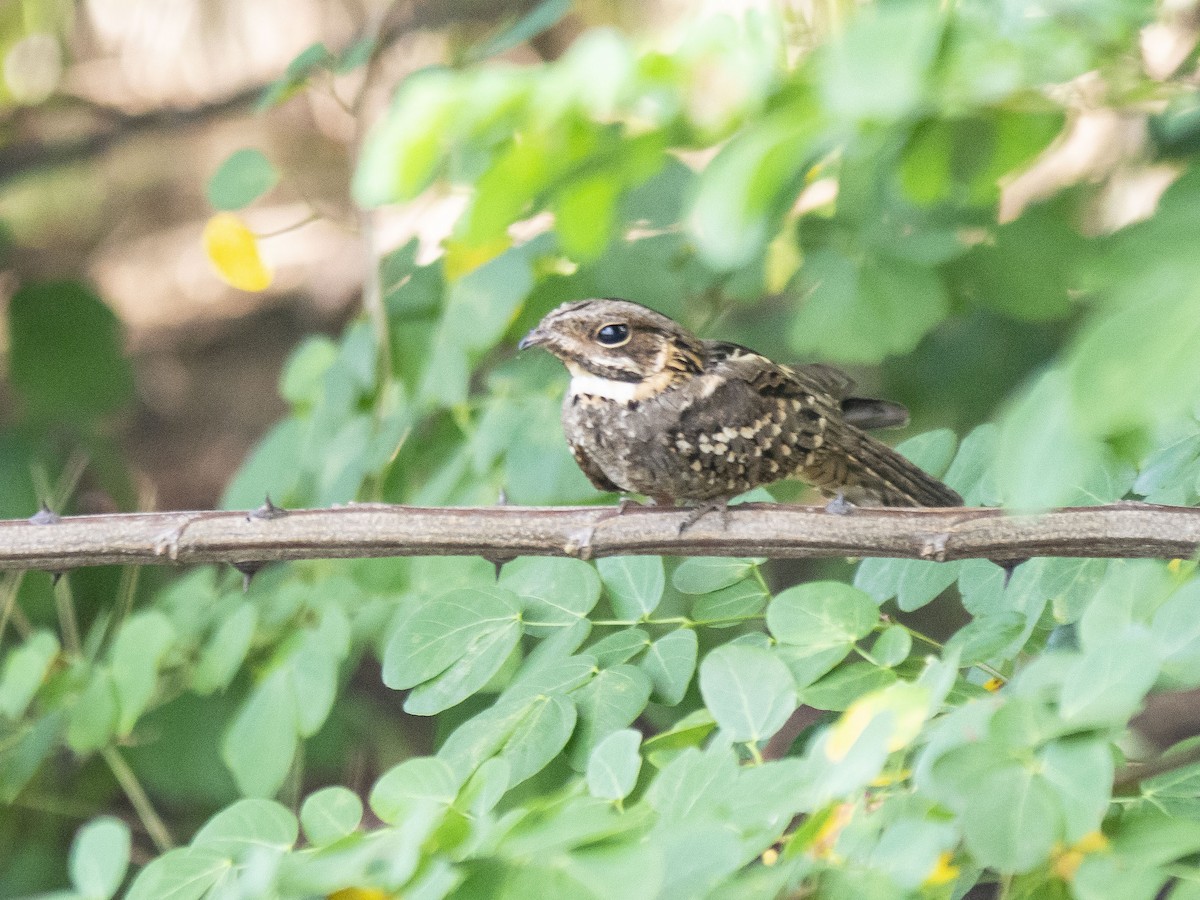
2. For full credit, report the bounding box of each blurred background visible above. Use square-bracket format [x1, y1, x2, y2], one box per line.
[4, 0, 1200, 893]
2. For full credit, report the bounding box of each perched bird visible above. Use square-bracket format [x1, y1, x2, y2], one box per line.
[519, 298, 962, 523]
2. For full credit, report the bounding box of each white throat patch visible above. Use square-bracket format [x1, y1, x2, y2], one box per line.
[568, 373, 642, 403]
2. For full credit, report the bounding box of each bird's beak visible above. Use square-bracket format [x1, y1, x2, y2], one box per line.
[518, 327, 548, 350]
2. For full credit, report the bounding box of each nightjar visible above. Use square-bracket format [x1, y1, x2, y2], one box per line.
[519, 298, 962, 517]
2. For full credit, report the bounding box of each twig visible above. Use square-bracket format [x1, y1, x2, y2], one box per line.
[0, 502, 1198, 573]
[101, 746, 174, 853]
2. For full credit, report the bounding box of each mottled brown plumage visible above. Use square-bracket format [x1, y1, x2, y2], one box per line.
[519, 299, 962, 512]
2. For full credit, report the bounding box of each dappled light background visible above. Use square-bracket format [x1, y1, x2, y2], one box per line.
[5, 0, 1200, 895]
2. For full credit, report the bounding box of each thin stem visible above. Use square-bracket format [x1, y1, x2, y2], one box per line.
[54, 575, 81, 658]
[254, 213, 320, 239]
[102, 746, 174, 853]
[899, 622, 1006, 683]
[0, 572, 23, 646]
[97, 564, 141, 658]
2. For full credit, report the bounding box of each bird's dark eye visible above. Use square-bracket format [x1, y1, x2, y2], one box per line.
[595, 323, 630, 346]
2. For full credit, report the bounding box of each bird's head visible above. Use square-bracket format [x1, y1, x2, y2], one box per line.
[519, 298, 703, 384]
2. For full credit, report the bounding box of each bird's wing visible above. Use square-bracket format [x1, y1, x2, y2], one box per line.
[707, 344, 909, 430]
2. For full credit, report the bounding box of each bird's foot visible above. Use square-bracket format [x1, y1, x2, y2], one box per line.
[678, 500, 731, 534]
[824, 491, 855, 516]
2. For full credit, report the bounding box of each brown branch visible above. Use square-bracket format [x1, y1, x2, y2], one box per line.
[1, 502, 1198, 573]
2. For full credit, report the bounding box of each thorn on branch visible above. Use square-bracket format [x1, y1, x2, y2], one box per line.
[29, 504, 61, 525]
[248, 495, 288, 521]
[824, 492, 854, 516]
[231, 561, 265, 592]
[484, 487, 515, 578]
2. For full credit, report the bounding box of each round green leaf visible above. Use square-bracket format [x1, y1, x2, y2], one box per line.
[193, 798, 299, 857]
[300, 786, 363, 846]
[191, 602, 258, 695]
[500, 557, 601, 633]
[597, 556, 665, 619]
[0, 630, 59, 720]
[639, 628, 698, 706]
[767, 581, 879, 649]
[672, 558, 759, 595]
[403, 614, 521, 715]
[221, 668, 298, 797]
[871, 625, 913, 668]
[586, 729, 642, 801]
[67, 667, 119, 754]
[382, 586, 522, 690]
[569, 664, 653, 770]
[692, 579, 768, 625]
[70, 816, 130, 900]
[207, 148, 280, 210]
[699, 644, 796, 743]
[370, 757, 460, 824]
[500, 694, 578, 787]
[587, 628, 650, 668]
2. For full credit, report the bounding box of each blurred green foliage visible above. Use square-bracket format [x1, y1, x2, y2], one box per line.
[8, 0, 1200, 896]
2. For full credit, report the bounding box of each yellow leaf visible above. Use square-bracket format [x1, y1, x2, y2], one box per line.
[922, 851, 960, 887]
[204, 213, 273, 291]
[443, 235, 510, 281]
[328, 889, 389, 900]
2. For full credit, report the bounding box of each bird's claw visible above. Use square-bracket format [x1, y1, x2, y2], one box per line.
[678, 501, 731, 534]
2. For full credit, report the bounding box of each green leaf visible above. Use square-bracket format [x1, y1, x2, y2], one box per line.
[220, 418, 305, 510]
[690, 119, 812, 271]
[69, 816, 130, 900]
[207, 148, 280, 210]
[9, 281, 134, 420]
[300, 786, 363, 846]
[639, 628, 698, 705]
[1059, 634, 1159, 727]
[944, 611, 1026, 666]
[0, 710, 65, 802]
[699, 644, 796, 743]
[586, 729, 642, 801]
[819, 2, 942, 121]
[124, 847, 229, 900]
[382, 586, 522, 690]
[221, 667, 298, 797]
[403, 613, 521, 715]
[500, 557, 602, 634]
[191, 602, 258, 695]
[500, 693, 578, 787]
[959, 764, 1061, 874]
[469, 0, 572, 61]
[568, 664, 652, 770]
[996, 368, 1110, 510]
[691, 579, 768, 625]
[803, 662, 897, 711]
[67, 667, 119, 754]
[870, 625, 912, 668]
[0, 630, 59, 720]
[192, 797, 298, 857]
[370, 756, 460, 824]
[671, 558, 759, 595]
[767, 581, 879, 649]
[110, 611, 174, 736]
[597, 556, 665, 620]
[279, 335, 339, 408]
[1038, 738, 1114, 843]
[587, 628, 650, 667]
[789, 247, 950, 364]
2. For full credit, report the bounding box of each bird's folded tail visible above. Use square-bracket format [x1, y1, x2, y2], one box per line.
[819, 422, 963, 508]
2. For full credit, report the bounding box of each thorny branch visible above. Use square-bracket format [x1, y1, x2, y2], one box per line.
[1, 501, 1198, 573]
